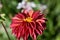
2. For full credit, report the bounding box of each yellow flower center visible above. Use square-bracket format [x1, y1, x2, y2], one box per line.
[24, 17, 32, 22]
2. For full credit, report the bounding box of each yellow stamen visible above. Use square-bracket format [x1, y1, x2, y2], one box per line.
[24, 17, 32, 22]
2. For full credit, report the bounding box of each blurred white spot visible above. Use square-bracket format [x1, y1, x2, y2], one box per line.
[17, 3, 22, 9]
[17, 0, 36, 11]
[17, 0, 47, 13]
[20, 37, 23, 40]
[38, 4, 47, 13]
[0, 3, 2, 9]
[40, 4, 47, 10]
[29, 2, 36, 7]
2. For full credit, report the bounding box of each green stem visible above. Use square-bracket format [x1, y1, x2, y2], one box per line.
[1, 22, 11, 40]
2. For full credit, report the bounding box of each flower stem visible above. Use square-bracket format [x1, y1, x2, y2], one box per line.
[1, 22, 11, 40]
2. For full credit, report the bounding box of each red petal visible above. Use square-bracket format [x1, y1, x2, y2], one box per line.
[36, 21, 44, 30]
[35, 29, 40, 35]
[16, 13, 25, 19]
[36, 19, 45, 23]
[30, 21, 36, 29]
[32, 11, 40, 20]
[36, 26, 43, 34]
[10, 24, 20, 28]
[32, 33, 36, 40]
[23, 30, 29, 40]
[28, 10, 34, 17]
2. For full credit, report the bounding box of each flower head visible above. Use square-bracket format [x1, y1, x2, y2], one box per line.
[10, 10, 47, 40]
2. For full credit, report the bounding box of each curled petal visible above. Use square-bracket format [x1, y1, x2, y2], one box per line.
[32, 11, 40, 20]
[28, 10, 34, 17]
[36, 19, 45, 23]
[16, 13, 25, 19]
[36, 21, 45, 30]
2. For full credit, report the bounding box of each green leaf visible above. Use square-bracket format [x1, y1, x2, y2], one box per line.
[0, 14, 6, 22]
[55, 33, 60, 40]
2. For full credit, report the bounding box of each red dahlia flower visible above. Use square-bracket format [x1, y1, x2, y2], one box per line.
[10, 10, 47, 40]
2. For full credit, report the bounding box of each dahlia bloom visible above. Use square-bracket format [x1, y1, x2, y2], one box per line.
[10, 10, 47, 40]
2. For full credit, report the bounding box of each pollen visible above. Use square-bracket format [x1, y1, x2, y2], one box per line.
[24, 17, 32, 22]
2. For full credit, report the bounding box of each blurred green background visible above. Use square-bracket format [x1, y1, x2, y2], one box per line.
[0, 0, 60, 40]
